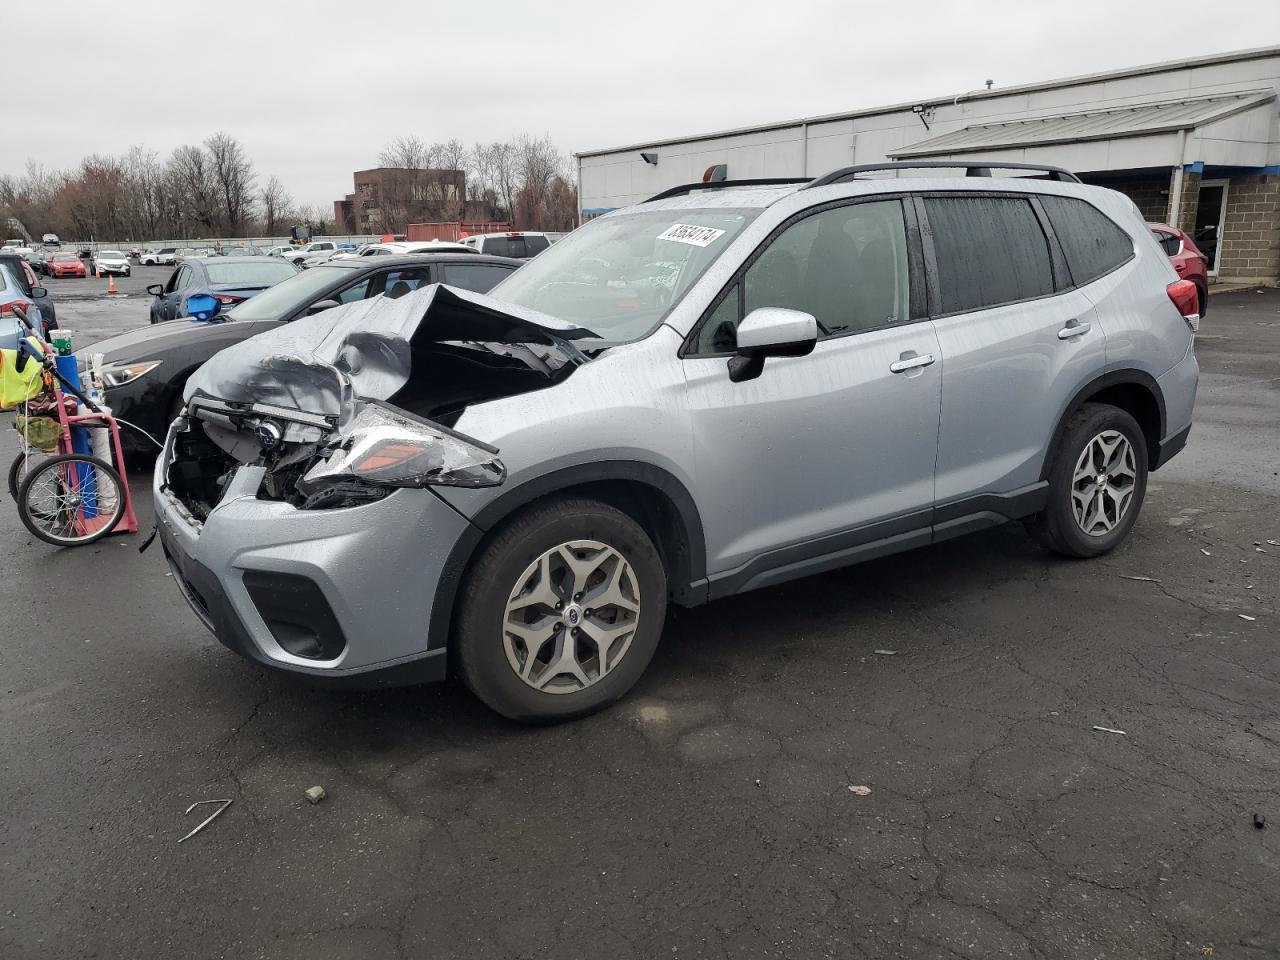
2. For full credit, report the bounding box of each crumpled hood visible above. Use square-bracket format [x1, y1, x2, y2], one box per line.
[184, 283, 590, 427]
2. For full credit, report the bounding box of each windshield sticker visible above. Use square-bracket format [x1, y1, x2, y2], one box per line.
[656, 223, 726, 247]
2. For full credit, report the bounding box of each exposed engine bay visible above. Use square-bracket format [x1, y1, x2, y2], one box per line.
[164, 284, 592, 518]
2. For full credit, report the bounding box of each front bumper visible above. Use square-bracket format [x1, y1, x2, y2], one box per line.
[153, 429, 472, 685]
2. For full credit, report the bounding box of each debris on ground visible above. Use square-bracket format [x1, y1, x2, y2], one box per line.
[1239, 614, 1257, 622]
[1200, 548, 1212, 557]
[304, 785, 326, 805]
[1092, 725, 1127, 735]
[178, 798, 233, 844]
[1121, 575, 1161, 582]
[847, 785, 872, 797]
[1254, 813, 1266, 830]
[873, 649, 897, 656]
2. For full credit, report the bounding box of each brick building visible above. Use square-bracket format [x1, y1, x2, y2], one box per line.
[579, 46, 1280, 283]
[333, 167, 466, 235]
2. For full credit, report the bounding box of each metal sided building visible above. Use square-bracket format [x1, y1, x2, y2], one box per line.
[577, 46, 1280, 283]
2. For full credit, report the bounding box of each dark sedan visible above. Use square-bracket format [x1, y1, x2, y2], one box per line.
[89, 253, 522, 453]
[147, 257, 300, 323]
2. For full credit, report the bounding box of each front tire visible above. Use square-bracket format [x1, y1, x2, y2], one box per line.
[455, 497, 667, 722]
[1031, 403, 1148, 558]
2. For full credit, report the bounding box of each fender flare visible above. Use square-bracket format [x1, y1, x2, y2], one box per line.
[426, 460, 708, 652]
[1040, 369, 1167, 481]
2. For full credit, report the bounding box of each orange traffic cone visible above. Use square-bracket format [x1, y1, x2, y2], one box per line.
[107, 274, 118, 295]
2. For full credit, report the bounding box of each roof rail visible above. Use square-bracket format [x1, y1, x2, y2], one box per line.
[805, 160, 1082, 187]
[644, 178, 811, 203]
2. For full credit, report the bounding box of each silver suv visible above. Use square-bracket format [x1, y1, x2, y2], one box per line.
[154, 161, 1200, 721]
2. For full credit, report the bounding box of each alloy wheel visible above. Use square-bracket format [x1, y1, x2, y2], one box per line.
[502, 539, 641, 693]
[1070, 430, 1137, 536]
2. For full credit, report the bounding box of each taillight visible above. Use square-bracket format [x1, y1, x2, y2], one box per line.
[0, 299, 28, 317]
[214, 294, 245, 304]
[1167, 279, 1200, 332]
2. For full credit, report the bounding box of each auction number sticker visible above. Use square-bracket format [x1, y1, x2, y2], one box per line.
[657, 223, 726, 247]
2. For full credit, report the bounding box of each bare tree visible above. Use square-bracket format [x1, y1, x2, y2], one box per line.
[121, 146, 164, 240]
[166, 144, 220, 235]
[205, 132, 255, 235]
[260, 175, 291, 235]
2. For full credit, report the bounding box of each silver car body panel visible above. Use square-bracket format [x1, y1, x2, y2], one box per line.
[153, 173, 1197, 681]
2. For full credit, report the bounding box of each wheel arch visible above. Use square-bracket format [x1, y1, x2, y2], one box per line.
[1041, 370, 1165, 480]
[427, 460, 709, 656]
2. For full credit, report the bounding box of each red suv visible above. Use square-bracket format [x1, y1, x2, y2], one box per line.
[1148, 223, 1208, 317]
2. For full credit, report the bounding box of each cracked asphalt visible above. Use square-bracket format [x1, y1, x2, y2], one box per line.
[1, 286, 1277, 959]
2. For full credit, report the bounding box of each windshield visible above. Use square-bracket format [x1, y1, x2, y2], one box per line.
[226, 265, 353, 321]
[488, 208, 756, 342]
[99, 250, 124, 258]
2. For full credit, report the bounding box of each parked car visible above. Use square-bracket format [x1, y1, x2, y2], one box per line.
[27, 249, 49, 275]
[3, 240, 35, 259]
[92, 249, 132, 277]
[176, 248, 213, 262]
[87, 253, 519, 452]
[354, 240, 475, 258]
[460, 231, 551, 259]
[146, 256, 298, 324]
[41, 233, 60, 246]
[282, 241, 337, 264]
[0, 254, 58, 335]
[0, 259, 56, 339]
[265, 245, 295, 258]
[46, 251, 87, 278]
[152, 162, 1200, 720]
[140, 248, 179, 266]
[217, 245, 263, 257]
[1148, 222, 1208, 317]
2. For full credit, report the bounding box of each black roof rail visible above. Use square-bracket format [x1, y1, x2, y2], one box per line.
[644, 177, 811, 203]
[805, 160, 1082, 187]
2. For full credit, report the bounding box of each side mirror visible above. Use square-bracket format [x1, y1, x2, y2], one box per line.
[185, 293, 221, 322]
[728, 307, 818, 383]
[30, 286, 47, 299]
[305, 299, 341, 315]
[146, 283, 165, 297]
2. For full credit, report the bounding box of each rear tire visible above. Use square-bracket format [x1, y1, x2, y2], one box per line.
[455, 497, 667, 722]
[1030, 403, 1148, 558]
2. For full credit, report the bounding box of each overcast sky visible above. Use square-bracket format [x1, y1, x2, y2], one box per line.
[7, 0, 1279, 207]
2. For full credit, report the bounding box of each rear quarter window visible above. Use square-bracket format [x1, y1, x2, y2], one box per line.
[924, 196, 1055, 314]
[443, 262, 515, 293]
[1040, 195, 1134, 285]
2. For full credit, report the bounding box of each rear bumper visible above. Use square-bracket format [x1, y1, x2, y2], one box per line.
[153, 438, 471, 686]
[1153, 340, 1198, 470]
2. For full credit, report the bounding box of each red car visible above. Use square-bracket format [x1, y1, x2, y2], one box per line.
[1148, 223, 1208, 317]
[46, 251, 87, 278]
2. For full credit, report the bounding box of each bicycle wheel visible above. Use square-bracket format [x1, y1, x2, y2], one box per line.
[17, 454, 126, 547]
[7, 451, 50, 503]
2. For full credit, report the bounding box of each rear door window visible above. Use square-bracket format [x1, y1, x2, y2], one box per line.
[924, 196, 1055, 313]
[1040, 195, 1134, 285]
[442, 262, 516, 293]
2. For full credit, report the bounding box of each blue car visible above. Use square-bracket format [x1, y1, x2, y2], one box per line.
[146, 257, 299, 324]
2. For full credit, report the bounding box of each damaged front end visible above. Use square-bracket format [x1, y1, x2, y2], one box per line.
[163, 284, 588, 518]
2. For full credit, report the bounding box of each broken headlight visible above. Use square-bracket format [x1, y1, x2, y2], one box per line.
[296, 401, 504, 501]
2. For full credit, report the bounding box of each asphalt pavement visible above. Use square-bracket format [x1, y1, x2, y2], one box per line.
[1, 285, 1277, 959]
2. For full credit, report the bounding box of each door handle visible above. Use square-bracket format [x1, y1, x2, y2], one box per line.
[889, 352, 936, 374]
[1057, 319, 1091, 340]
